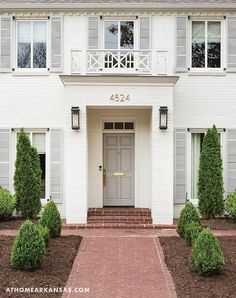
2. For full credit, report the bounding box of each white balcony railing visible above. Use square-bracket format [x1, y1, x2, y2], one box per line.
[71, 49, 168, 75]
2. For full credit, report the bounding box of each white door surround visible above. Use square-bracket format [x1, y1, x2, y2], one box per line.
[103, 133, 135, 206]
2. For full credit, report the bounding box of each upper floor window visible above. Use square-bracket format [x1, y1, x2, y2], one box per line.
[17, 20, 47, 69]
[191, 20, 221, 69]
[104, 20, 134, 49]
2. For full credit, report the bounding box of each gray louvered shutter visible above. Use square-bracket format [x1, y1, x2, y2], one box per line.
[50, 128, 62, 203]
[0, 17, 12, 71]
[51, 16, 63, 72]
[88, 16, 99, 49]
[175, 129, 187, 204]
[176, 16, 187, 72]
[0, 129, 11, 190]
[227, 17, 236, 71]
[227, 129, 236, 195]
[139, 16, 151, 49]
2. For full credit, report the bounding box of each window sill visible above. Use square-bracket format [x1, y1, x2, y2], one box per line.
[188, 71, 226, 76]
[12, 70, 50, 76]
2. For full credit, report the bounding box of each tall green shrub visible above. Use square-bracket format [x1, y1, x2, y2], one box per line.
[198, 125, 224, 219]
[39, 201, 62, 238]
[14, 129, 41, 218]
[190, 228, 224, 276]
[11, 220, 45, 271]
[177, 202, 200, 238]
[31, 146, 42, 205]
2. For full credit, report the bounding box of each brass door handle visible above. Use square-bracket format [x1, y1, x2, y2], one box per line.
[103, 169, 106, 187]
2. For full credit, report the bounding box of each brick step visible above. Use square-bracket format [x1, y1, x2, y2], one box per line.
[88, 215, 152, 224]
[88, 208, 151, 217]
[63, 223, 177, 229]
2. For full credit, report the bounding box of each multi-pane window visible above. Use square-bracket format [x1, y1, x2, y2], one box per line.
[104, 20, 134, 49]
[17, 21, 47, 69]
[191, 133, 204, 200]
[191, 21, 221, 69]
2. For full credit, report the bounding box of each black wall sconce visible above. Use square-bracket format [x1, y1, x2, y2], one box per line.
[159, 106, 168, 129]
[71, 106, 80, 130]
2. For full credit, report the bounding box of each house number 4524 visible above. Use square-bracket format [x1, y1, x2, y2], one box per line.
[110, 94, 130, 102]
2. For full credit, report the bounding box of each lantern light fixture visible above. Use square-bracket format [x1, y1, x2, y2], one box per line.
[159, 106, 168, 130]
[71, 106, 80, 130]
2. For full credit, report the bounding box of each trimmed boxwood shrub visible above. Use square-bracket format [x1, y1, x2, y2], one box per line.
[37, 225, 50, 246]
[39, 201, 62, 238]
[11, 220, 45, 271]
[177, 202, 201, 238]
[225, 192, 236, 220]
[184, 222, 203, 246]
[0, 187, 15, 221]
[190, 228, 225, 276]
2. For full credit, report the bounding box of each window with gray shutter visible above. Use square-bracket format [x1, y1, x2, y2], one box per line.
[51, 16, 63, 72]
[227, 17, 236, 71]
[227, 129, 236, 195]
[176, 16, 187, 72]
[50, 128, 62, 203]
[0, 17, 11, 71]
[175, 129, 187, 204]
[88, 16, 99, 49]
[0, 129, 11, 190]
[139, 16, 150, 49]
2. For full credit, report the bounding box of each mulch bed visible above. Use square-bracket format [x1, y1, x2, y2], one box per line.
[202, 218, 236, 230]
[0, 235, 82, 297]
[160, 236, 236, 298]
[0, 218, 38, 230]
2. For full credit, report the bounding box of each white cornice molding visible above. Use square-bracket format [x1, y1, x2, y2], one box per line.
[59, 75, 180, 87]
[1, 10, 236, 17]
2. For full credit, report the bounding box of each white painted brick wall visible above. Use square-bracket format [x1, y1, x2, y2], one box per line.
[1, 13, 236, 222]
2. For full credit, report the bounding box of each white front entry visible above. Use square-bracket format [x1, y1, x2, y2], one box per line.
[103, 133, 135, 206]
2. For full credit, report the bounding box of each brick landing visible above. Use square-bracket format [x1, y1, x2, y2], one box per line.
[62, 230, 177, 298]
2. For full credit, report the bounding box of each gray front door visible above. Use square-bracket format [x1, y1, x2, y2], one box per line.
[103, 134, 135, 206]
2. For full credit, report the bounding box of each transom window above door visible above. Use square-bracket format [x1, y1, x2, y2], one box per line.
[17, 20, 47, 69]
[191, 20, 222, 69]
[104, 20, 134, 49]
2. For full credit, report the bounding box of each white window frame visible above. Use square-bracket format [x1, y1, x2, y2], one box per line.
[186, 128, 226, 206]
[189, 18, 224, 72]
[12, 129, 49, 204]
[15, 19, 49, 72]
[103, 18, 137, 50]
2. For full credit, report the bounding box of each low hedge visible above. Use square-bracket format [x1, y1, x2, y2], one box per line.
[0, 187, 15, 221]
[225, 191, 236, 220]
[184, 222, 203, 246]
[177, 202, 201, 238]
[190, 228, 225, 276]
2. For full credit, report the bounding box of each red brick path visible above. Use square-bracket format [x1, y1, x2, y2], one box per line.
[62, 229, 177, 298]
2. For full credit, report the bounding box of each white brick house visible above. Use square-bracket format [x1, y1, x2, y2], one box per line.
[0, 0, 236, 224]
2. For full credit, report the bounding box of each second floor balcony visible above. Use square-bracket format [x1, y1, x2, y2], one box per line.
[71, 49, 168, 76]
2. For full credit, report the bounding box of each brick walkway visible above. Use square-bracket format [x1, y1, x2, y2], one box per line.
[62, 229, 177, 298]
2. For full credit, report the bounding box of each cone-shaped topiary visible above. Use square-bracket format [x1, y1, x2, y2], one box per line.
[11, 220, 45, 271]
[39, 201, 62, 238]
[14, 129, 41, 218]
[190, 228, 224, 276]
[177, 202, 200, 238]
[31, 146, 42, 206]
[198, 125, 224, 219]
[0, 187, 15, 221]
[225, 191, 236, 220]
[37, 225, 50, 246]
[184, 222, 203, 246]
